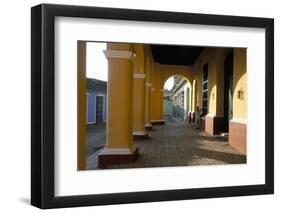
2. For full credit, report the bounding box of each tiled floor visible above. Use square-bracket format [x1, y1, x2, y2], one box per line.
[86, 118, 246, 170]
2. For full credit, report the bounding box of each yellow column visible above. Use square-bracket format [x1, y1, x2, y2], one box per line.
[98, 44, 138, 168]
[133, 73, 148, 139]
[145, 82, 152, 130]
[77, 41, 86, 170]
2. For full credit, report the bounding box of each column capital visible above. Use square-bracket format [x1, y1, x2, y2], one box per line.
[103, 50, 135, 61]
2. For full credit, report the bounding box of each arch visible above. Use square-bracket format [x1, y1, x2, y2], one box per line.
[162, 74, 191, 90]
[162, 74, 191, 89]
[163, 74, 192, 121]
[160, 69, 192, 90]
[150, 63, 194, 123]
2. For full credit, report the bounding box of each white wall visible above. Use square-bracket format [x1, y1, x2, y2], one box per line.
[0, 0, 280, 212]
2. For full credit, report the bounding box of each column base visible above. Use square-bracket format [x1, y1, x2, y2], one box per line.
[205, 114, 226, 135]
[200, 117, 206, 130]
[188, 111, 195, 123]
[229, 119, 247, 155]
[98, 147, 139, 169]
[145, 123, 153, 131]
[151, 120, 165, 125]
[133, 131, 149, 140]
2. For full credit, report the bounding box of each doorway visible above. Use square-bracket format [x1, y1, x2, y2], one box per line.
[96, 95, 104, 123]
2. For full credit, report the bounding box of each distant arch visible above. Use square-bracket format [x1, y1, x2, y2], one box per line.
[160, 70, 192, 90]
[163, 74, 192, 121]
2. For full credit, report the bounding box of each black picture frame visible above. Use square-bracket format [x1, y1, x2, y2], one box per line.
[31, 3, 274, 209]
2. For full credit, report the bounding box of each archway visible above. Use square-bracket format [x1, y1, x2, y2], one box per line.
[163, 75, 192, 122]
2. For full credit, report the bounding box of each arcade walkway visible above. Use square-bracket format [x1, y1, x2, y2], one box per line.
[86, 117, 246, 170]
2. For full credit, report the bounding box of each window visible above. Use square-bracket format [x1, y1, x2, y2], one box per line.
[202, 63, 208, 116]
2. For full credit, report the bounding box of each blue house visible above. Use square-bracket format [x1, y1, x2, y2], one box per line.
[86, 78, 107, 124]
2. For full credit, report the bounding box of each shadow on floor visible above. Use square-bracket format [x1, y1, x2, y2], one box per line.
[192, 147, 246, 164]
[192, 135, 228, 142]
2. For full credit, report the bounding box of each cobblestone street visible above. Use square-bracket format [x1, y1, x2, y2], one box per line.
[86, 118, 246, 170]
[86, 123, 106, 157]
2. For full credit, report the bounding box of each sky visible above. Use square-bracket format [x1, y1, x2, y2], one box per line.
[164, 77, 175, 90]
[86, 42, 108, 81]
[86, 41, 175, 90]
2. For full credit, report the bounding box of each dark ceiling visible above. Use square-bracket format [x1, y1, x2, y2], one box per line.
[150, 45, 204, 66]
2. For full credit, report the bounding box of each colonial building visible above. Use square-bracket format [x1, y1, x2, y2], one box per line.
[78, 42, 247, 169]
[86, 78, 107, 124]
[163, 89, 173, 116]
[169, 76, 189, 121]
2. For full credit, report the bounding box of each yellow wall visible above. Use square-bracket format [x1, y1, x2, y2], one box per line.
[132, 75, 146, 131]
[144, 45, 153, 82]
[233, 48, 247, 119]
[208, 61, 217, 115]
[143, 45, 155, 126]
[192, 48, 231, 117]
[192, 48, 214, 112]
[150, 63, 163, 120]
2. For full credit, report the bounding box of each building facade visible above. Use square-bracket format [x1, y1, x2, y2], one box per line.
[169, 76, 190, 121]
[86, 78, 107, 124]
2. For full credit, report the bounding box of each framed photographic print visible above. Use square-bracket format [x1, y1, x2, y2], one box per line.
[31, 3, 274, 209]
